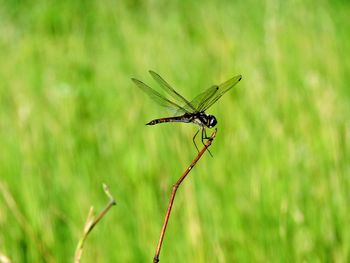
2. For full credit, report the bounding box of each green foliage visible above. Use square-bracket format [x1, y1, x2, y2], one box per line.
[0, 0, 349, 262]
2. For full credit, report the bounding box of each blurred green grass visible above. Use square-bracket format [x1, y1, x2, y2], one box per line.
[0, 0, 349, 262]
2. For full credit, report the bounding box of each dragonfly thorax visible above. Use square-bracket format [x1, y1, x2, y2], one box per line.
[194, 112, 217, 128]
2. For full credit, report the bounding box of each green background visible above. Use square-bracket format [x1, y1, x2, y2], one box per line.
[0, 0, 349, 262]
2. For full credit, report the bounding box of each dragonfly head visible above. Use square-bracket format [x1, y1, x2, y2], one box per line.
[207, 114, 217, 128]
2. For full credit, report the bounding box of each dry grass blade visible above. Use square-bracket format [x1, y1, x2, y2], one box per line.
[74, 184, 116, 263]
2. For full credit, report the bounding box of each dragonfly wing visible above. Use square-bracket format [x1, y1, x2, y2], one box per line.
[175, 85, 219, 115]
[131, 78, 189, 114]
[200, 74, 242, 111]
[196, 86, 219, 112]
[149, 71, 197, 112]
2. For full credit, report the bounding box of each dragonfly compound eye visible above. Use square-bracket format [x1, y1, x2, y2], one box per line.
[208, 116, 217, 128]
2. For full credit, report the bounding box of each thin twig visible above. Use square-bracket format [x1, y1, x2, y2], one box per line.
[74, 183, 116, 263]
[153, 129, 217, 263]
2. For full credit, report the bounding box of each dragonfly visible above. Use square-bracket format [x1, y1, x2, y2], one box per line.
[132, 70, 242, 155]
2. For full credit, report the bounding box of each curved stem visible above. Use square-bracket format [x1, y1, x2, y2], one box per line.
[153, 129, 217, 263]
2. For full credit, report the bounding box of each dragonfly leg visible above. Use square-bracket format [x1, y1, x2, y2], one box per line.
[201, 128, 213, 157]
[192, 128, 201, 153]
[203, 127, 210, 139]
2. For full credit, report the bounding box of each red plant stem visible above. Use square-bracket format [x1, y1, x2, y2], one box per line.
[153, 129, 217, 263]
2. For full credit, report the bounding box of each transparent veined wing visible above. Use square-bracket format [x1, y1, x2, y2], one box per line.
[131, 78, 189, 114]
[199, 75, 242, 112]
[149, 71, 197, 113]
[175, 85, 219, 115]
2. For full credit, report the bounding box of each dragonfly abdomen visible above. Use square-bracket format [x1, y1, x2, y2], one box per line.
[146, 115, 193, 126]
[146, 119, 163, 125]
